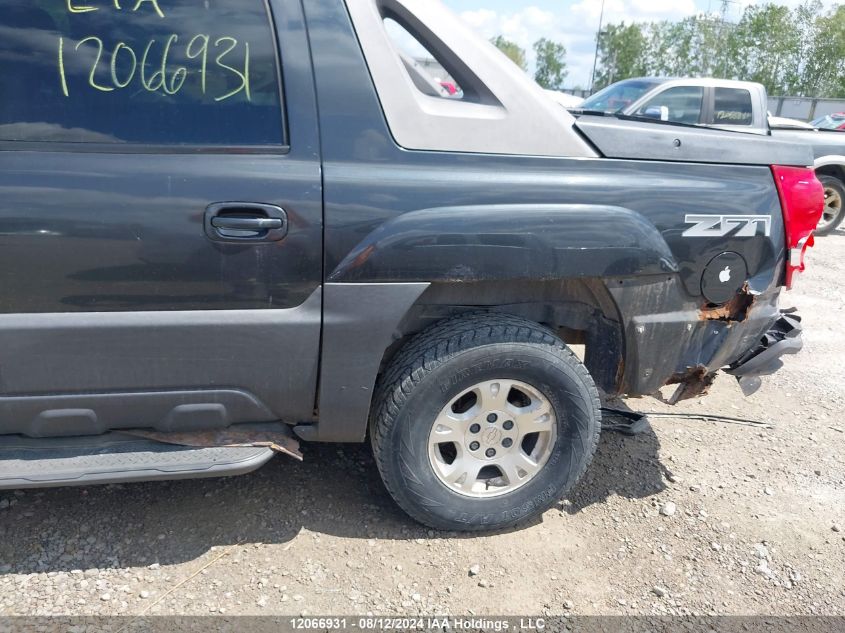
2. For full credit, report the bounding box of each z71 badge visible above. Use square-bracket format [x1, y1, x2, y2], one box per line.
[682, 214, 772, 238]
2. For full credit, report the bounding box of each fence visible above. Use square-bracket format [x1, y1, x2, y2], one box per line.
[767, 96, 845, 122]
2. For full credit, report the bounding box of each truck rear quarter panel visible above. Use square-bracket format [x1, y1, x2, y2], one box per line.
[301, 0, 788, 441]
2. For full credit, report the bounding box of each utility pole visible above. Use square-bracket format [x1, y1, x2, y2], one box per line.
[716, 0, 737, 77]
[589, 0, 606, 93]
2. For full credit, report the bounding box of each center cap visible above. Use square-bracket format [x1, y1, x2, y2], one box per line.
[482, 427, 502, 445]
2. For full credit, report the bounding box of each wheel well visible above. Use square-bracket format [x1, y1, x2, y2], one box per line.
[380, 279, 625, 395]
[817, 164, 845, 183]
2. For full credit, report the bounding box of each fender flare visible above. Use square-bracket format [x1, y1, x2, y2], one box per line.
[304, 203, 676, 443]
[328, 204, 678, 283]
[814, 155, 845, 173]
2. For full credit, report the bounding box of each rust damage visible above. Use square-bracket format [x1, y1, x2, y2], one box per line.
[699, 283, 756, 322]
[614, 356, 626, 391]
[664, 365, 717, 404]
[126, 425, 303, 461]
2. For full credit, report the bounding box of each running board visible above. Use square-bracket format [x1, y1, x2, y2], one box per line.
[0, 432, 279, 489]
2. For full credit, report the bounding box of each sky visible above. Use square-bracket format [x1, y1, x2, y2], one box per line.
[441, 0, 841, 88]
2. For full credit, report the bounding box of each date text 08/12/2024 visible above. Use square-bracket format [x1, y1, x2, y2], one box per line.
[289, 617, 548, 631]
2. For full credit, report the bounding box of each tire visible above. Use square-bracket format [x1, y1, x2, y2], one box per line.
[815, 174, 845, 236]
[370, 312, 601, 532]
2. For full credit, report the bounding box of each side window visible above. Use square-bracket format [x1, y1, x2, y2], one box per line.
[383, 18, 463, 99]
[0, 0, 284, 146]
[635, 86, 704, 125]
[713, 88, 753, 126]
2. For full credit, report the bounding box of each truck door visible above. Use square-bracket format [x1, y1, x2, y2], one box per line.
[0, 0, 323, 437]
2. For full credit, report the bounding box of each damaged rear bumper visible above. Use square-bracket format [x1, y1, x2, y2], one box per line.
[724, 313, 803, 396]
[610, 277, 800, 402]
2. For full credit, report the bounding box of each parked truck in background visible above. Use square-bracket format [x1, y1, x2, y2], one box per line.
[0, 0, 825, 531]
[575, 77, 844, 236]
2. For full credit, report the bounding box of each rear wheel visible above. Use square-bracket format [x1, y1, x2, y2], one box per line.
[816, 174, 845, 236]
[370, 313, 601, 531]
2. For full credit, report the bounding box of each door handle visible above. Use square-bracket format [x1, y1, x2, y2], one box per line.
[204, 203, 288, 243]
[211, 217, 284, 231]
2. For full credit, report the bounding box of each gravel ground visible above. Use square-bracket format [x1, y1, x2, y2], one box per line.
[1, 234, 843, 618]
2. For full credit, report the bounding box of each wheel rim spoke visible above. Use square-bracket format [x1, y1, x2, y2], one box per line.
[513, 399, 554, 434]
[500, 452, 542, 485]
[821, 188, 842, 227]
[476, 380, 513, 412]
[431, 411, 465, 444]
[443, 459, 483, 493]
[427, 378, 557, 499]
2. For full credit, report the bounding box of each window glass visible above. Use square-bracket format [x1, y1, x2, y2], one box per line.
[0, 0, 283, 145]
[383, 18, 463, 99]
[713, 88, 753, 126]
[635, 86, 704, 125]
[581, 79, 662, 113]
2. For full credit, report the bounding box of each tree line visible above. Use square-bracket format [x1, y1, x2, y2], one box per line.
[491, 35, 569, 90]
[491, 1, 845, 98]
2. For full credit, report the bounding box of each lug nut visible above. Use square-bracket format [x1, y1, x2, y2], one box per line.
[470, 423, 481, 433]
[503, 420, 514, 431]
[485, 448, 496, 458]
[487, 413, 498, 423]
[502, 438, 513, 448]
[469, 441, 480, 451]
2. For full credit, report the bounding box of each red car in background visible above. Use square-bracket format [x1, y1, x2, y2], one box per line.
[812, 112, 845, 130]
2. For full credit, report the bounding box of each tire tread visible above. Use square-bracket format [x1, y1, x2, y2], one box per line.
[370, 312, 601, 531]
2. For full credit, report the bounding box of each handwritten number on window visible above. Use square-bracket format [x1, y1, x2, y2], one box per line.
[186, 34, 210, 94]
[214, 37, 250, 102]
[75, 36, 114, 92]
[58, 35, 252, 102]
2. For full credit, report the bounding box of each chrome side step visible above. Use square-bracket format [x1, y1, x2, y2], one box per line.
[0, 432, 277, 489]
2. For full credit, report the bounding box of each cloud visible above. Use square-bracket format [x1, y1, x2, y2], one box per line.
[570, 0, 698, 26]
[458, 6, 598, 87]
[459, 8, 498, 30]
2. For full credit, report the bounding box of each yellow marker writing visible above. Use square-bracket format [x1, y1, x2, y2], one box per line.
[214, 37, 251, 102]
[133, 0, 165, 18]
[66, 0, 97, 13]
[76, 36, 114, 92]
[58, 36, 70, 97]
[186, 34, 210, 94]
[140, 39, 163, 92]
[110, 42, 138, 88]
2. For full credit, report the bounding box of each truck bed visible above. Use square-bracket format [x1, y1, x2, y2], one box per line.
[577, 115, 813, 166]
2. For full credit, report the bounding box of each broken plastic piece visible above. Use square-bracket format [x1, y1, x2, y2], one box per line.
[126, 423, 303, 461]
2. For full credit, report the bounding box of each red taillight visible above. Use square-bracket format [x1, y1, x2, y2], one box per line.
[771, 166, 825, 289]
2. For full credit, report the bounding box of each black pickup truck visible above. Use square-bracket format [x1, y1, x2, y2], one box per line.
[0, 0, 825, 531]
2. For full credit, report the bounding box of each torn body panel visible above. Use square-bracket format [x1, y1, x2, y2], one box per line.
[126, 423, 303, 461]
[699, 284, 756, 322]
[664, 365, 718, 404]
[726, 313, 803, 396]
[609, 276, 782, 399]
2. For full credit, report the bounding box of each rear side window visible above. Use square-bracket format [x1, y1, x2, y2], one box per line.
[0, 0, 284, 146]
[713, 88, 753, 126]
[635, 86, 704, 125]
[383, 18, 463, 99]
